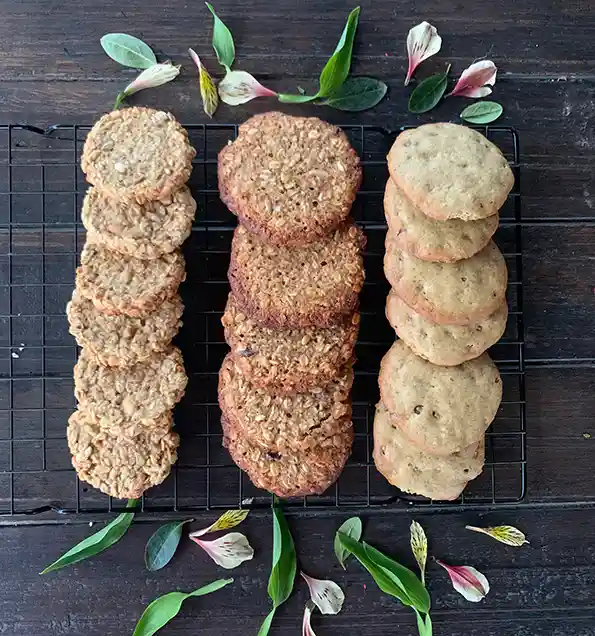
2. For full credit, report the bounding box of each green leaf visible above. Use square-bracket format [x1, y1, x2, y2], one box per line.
[363, 543, 430, 613]
[408, 67, 450, 114]
[41, 510, 135, 574]
[317, 6, 361, 98]
[257, 608, 276, 636]
[145, 519, 193, 572]
[277, 93, 319, 103]
[100, 33, 157, 69]
[206, 2, 235, 72]
[323, 77, 387, 111]
[414, 609, 433, 636]
[334, 516, 363, 568]
[268, 505, 296, 606]
[132, 579, 233, 636]
[460, 101, 503, 124]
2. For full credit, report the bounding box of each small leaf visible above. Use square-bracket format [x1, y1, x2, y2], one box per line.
[408, 66, 450, 114]
[460, 102, 503, 124]
[145, 519, 193, 572]
[189, 507, 250, 538]
[301, 572, 345, 615]
[410, 520, 428, 585]
[302, 601, 318, 636]
[218, 70, 278, 105]
[297, 86, 306, 95]
[436, 560, 490, 602]
[323, 77, 387, 111]
[317, 6, 361, 98]
[448, 60, 497, 98]
[190, 532, 254, 569]
[334, 516, 363, 568]
[188, 49, 219, 117]
[405, 21, 442, 86]
[465, 524, 528, 546]
[100, 33, 157, 69]
[205, 2, 235, 72]
[41, 508, 135, 574]
[132, 579, 233, 636]
[120, 63, 180, 101]
[414, 609, 433, 636]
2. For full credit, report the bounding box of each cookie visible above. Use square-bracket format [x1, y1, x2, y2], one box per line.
[218, 112, 362, 246]
[387, 123, 514, 221]
[229, 222, 365, 328]
[82, 185, 196, 259]
[219, 353, 353, 452]
[386, 291, 508, 366]
[384, 178, 499, 262]
[76, 243, 186, 317]
[67, 290, 184, 367]
[373, 403, 484, 501]
[222, 294, 359, 393]
[222, 417, 353, 498]
[378, 340, 502, 455]
[74, 346, 187, 424]
[384, 239, 507, 325]
[81, 107, 196, 204]
[68, 408, 179, 499]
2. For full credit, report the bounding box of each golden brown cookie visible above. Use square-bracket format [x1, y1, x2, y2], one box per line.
[81, 107, 196, 203]
[67, 290, 184, 367]
[386, 291, 508, 366]
[222, 416, 353, 498]
[218, 111, 362, 246]
[74, 346, 187, 425]
[373, 402, 484, 501]
[387, 123, 514, 221]
[76, 243, 185, 317]
[222, 294, 359, 393]
[68, 408, 179, 499]
[229, 222, 365, 328]
[82, 185, 196, 259]
[384, 178, 499, 262]
[384, 238, 507, 325]
[378, 340, 502, 455]
[218, 353, 353, 452]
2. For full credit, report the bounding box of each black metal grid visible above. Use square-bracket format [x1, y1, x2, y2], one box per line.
[0, 123, 525, 518]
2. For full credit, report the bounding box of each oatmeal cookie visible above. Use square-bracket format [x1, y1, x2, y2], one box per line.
[81, 107, 196, 203]
[229, 222, 365, 328]
[218, 112, 362, 246]
[76, 243, 185, 317]
[68, 408, 179, 499]
[82, 185, 196, 259]
[67, 290, 184, 367]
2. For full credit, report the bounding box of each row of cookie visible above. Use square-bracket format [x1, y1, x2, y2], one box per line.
[374, 123, 514, 500]
[65, 107, 197, 499]
[216, 112, 365, 497]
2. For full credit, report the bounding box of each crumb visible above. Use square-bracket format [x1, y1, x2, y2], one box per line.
[11, 352, 18, 359]
[583, 433, 591, 439]
[89, 521, 94, 527]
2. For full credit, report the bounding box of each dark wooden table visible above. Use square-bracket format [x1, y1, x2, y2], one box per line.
[1, 1, 595, 634]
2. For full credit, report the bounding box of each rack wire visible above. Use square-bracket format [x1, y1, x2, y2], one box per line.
[0, 123, 525, 519]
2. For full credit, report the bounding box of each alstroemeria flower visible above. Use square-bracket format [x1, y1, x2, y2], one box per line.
[188, 48, 219, 118]
[190, 532, 254, 569]
[448, 60, 497, 98]
[466, 525, 529, 547]
[436, 559, 490, 602]
[122, 62, 180, 97]
[405, 21, 442, 86]
[218, 70, 277, 105]
[302, 601, 317, 636]
[301, 572, 345, 615]
[189, 508, 250, 538]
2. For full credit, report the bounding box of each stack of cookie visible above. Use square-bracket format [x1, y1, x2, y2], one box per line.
[217, 112, 365, 498]
[375, 123, 515, 500]
[65, 107, 196, 500]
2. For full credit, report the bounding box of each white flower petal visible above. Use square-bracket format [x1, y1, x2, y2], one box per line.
[449, 60, 497, 97]
[436, 560, 490, 602]
[405, 21, 442, 85]
[302, 601, 317, 636]
[191, 532, 254, 569]
[217, 70, 277, 105]
[123, 63, 180, 97]
[301, 571, 345, 615]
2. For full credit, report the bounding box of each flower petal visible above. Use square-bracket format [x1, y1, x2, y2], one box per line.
[217, 70, 277, 105]
[436, 560, 490, 602]
[302, 601, 318, 636]
[189, 508, 250, 538]
[190, 532, 254, 569]
[410, 520, 428, 585]
[188, 48, 219, 118]
[466, 525, 529, 547]
[300, 572, 345, 615]
[122, 62, 180, 97]
[405, 21, 442, 86]
[449, 60, 497, 97]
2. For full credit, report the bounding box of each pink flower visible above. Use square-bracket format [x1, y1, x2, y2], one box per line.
[405, 21, 442, 86]
[218, 70, 277, 105]
[448, 60, 497, 98]
[436, 559, 490, 602]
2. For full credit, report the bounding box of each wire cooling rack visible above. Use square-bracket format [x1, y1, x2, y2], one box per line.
[0, 123, 525, 519]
